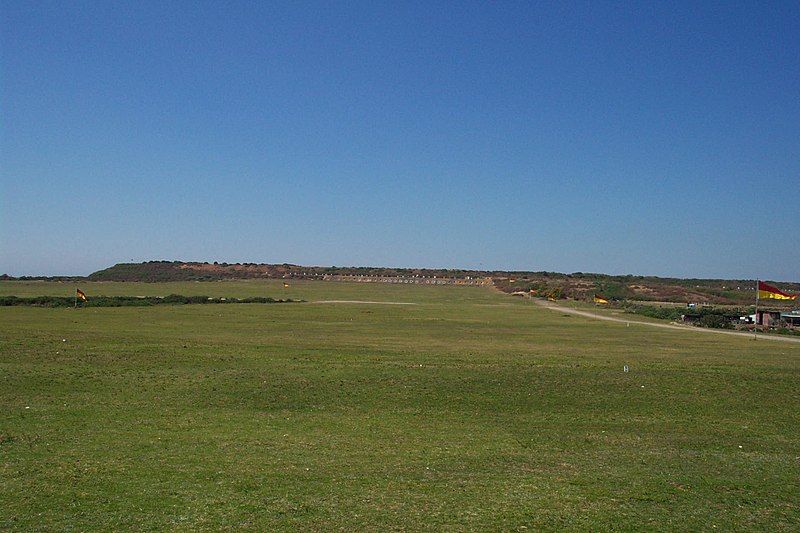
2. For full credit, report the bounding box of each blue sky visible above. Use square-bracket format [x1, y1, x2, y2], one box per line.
[2, 1, 798, 280]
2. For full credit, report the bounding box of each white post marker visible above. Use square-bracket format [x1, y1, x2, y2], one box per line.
[754, 278, 759, 340]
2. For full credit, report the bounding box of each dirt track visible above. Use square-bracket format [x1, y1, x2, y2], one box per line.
[532, 299, 800, 345]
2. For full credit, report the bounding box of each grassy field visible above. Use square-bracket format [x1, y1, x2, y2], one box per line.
[1, 281, 799, 530]
[0, 279, 483, 305]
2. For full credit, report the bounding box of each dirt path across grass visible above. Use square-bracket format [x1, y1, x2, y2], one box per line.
[532, 298, 800, 345]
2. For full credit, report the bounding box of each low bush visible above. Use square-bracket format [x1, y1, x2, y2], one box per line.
[623, 304, 739, 329]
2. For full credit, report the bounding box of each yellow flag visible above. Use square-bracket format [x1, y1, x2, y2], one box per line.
[76, 289, 87, 301]
[593, 295, 609, 304]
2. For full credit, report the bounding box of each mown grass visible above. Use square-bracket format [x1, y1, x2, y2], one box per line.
[1, 281, 799, 530]
[0, 295, 297, 308]
[0, 279, 485, 304]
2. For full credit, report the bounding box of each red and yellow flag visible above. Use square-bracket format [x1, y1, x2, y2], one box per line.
[76, 288, 87, 301]
[758, 281, 796, 300]
[593, 294, 609, 304]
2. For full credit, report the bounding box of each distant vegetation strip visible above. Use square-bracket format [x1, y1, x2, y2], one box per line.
[2, 260, 797, 305]
[623, 303, 739, 328]
[616, 303, 799, 336]
[0, 295, 301, 308]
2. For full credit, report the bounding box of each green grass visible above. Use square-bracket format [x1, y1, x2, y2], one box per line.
[1, 281, 799, 530]
[0, 279, 487, 304]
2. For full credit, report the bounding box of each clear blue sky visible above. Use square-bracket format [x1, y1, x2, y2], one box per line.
[2, 1, 798, 280]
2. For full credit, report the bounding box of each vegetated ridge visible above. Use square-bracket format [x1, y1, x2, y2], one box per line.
[25, 261, 793, 305]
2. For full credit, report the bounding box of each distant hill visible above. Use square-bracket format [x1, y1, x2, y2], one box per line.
[4, 262, 795, 306]
[86, 261, 494, 283]
[78, 261, 800, 306]
[493, 273, 798, 306]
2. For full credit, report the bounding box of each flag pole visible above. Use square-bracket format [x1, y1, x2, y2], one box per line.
[74, 288, 78, 309]
[754, 279, 759, 340]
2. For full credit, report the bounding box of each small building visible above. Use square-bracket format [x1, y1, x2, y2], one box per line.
[738, 311, 783, 326]
[756, 310, 783, 326]
[781, 311, 800, 327]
